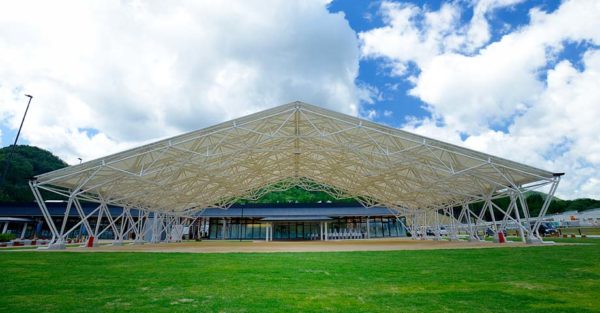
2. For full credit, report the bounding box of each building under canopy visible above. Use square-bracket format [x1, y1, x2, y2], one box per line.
[30, 102, 562, 248]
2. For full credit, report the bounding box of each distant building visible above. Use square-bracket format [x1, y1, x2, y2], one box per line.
[542, 208, 600, 227]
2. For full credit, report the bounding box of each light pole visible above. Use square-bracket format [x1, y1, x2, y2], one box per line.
[0, 94, 33, 187]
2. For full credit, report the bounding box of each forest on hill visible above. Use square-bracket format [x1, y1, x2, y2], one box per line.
[0, 145, 67, 202]
[0, 145, 598, 215]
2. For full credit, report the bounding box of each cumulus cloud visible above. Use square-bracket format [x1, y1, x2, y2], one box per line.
[0, 0, 361, 164]
[359, 0, 524, 77]
[360, 0, 600, 199]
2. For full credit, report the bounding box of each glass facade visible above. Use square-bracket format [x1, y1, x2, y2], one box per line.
[207, 216, 406, 240]
[209, 218, 268, 240]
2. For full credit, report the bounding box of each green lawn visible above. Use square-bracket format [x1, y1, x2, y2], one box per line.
[558, 227, 600, 236]
[1, 239, 599, 313]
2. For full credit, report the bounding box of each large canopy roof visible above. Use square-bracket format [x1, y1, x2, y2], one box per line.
[34, 102, 558, 214]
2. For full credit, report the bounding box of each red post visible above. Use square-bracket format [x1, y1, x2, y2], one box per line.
[498, 232, 506, 243]
[86, 236, 95, 248]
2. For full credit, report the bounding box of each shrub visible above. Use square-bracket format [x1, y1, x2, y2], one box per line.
[0, 233, 16, 242]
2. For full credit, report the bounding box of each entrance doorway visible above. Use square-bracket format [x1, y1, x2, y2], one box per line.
[272, 222, 320, 240]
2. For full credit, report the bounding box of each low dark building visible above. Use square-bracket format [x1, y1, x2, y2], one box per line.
[196, 203, 407, 240]
[1, 202, 407, 241]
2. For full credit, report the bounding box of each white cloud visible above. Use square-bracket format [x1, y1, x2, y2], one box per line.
[359, 0, 525, 77]
[360, 0, 600, 199]
[0, 0, 361, 164]
[365, 109, 378, 120]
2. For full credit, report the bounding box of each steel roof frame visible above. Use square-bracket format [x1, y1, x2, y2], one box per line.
[29, 101, 561, 248]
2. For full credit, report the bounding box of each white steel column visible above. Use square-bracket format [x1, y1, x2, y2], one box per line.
[112, 207, 128, 246]
[433, 209, 441, 241]
[72, 198, 95, 246]
[484, 197, 500, 243]
[20, 223, 27, 239]
[319, 222, 323, 241]
[30, 182, 62, 249]
[511, 193, 526, 243]
[445, 207, 459, 241]
[221, 218, 227, 240]
[464, 204, 479, 242]
[531, 176, 561, 241]
[265, 223, 272, 242]
[131, 209, 147, 245]
[150, 213, 160, 243]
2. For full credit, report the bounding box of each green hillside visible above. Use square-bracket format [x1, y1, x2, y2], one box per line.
[466, 192, 600, 220]
[0, 145, 67, 202]
[236, 186, 358, 205]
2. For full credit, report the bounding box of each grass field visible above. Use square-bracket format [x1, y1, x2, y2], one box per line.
[558, 227, 600, 236]
[1, 239, 599, 313]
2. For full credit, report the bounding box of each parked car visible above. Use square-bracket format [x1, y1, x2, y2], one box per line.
[538, 222, 557, 236]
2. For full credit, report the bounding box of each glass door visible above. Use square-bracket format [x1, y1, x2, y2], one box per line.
[274, 223, 288, 240]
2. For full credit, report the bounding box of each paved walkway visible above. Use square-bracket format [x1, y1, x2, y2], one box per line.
[42, 238, 544, 253]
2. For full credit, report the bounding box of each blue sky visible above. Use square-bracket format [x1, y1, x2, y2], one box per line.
[0, 0, 599, 199]
[328, 0, 566, 129]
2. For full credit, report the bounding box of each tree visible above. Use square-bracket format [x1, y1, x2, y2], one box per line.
[236, 186, 358, 205]
[0, 145, 67, 202]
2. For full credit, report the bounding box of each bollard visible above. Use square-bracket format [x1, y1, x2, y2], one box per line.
[86, 236, 95, 248]
[498, 232, 506, 243]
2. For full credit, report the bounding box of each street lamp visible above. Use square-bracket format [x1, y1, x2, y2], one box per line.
[0, 94, 33, 187]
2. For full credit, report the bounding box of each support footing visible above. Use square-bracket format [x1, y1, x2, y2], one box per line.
[44, 243, 66, 250]
[526, 237, 544, 244]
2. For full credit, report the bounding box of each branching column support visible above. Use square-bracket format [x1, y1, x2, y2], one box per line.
[510, 192, 526, 243]
[443, 206, 459, 241]
[112, 207, 130, 246]
[463, 204, 480, 242]
[29, 181, 115, 250]
[72, 198, 95, 243]
[409, 211, 418, 240]
[169, 215, 185, 242]
[163, 215, 171, 242]
[163, 214, 170, 242]
[133, 209, 148, 245]
[482, 194, 500, 243]
[515, 190, 536, 243]
[528, 175, 561, 243]
[30, 181, 61, 248]
[421, 211, 428, 240]
[150, 212, 162, 243]
[492, 192, 528, 243]
[432, 209, 441, 241]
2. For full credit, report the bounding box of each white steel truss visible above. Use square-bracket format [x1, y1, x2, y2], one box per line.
[30, 101, 562, 248]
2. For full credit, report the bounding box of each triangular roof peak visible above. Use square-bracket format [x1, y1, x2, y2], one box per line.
[34, 101, 559, 212]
